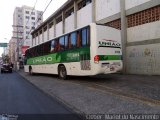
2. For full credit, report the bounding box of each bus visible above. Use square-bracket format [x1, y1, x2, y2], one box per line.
[24, 23, 122, 79]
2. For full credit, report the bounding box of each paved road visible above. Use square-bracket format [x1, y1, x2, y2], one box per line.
[0, 72, 82, 120]
[18, 70, 160, 115]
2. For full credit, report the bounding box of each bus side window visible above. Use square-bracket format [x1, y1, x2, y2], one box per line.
[51, 40, 55, 53]
[51, 39, 60, 53]
[68, 34, 71, 49]
[77, 31, 81, 48]
[59, 37, 65, 51]
[43, 42, 51, 55]
[81, 28, 87, 47]
[71, 32, 77, 48]
[65, 35, 68, 50]
[54, 39, 60, 52]
[87, 27, 90, 46]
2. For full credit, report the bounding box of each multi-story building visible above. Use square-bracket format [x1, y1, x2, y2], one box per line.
[11, 5, 43, 69]
[31, 0, 160, 75]
[8, 39, 16, 64]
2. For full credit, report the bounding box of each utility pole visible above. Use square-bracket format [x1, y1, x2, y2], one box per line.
[12, 25, 23, 71]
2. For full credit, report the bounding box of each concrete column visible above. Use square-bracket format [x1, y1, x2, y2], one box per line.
[120, 0, 127, 74]
[38, 31, 40, 44]
[92, 0, 96, 23]
[74, 1, 77, 29]
[32, 35, 34, 46]
[42, 28, 44, 42]
[47, 24, 49, 41]
[62, 11, 65, 34]
[53, 19, 56, 37]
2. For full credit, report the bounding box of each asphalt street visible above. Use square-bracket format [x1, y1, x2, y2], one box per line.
[0, 72, 82, 120]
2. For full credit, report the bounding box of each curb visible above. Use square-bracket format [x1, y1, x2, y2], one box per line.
[16, 71, 86, 120]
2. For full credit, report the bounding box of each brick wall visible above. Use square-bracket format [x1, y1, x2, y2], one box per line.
[105, 5, 160, 29]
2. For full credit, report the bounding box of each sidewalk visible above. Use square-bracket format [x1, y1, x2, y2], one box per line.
[17, 70, 160, 114]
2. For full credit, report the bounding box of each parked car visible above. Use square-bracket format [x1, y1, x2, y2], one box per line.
[1, 64, 12, 73]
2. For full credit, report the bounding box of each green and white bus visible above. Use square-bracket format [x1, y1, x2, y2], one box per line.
[24, 23, 122, 79]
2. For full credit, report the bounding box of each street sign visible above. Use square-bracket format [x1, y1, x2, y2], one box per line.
[0, 43, 8, 47]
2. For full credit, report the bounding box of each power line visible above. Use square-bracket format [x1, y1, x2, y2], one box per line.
[35, 0, 53, 27]
[25, 0, 53, 43]
[25, 0, 38, 27]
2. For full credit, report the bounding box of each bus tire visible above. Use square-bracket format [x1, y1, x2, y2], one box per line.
[29, 66, 33, 75]
[58, 65, 67, 80]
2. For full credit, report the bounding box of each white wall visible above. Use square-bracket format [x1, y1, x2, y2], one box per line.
[44, 31, 48, 42]
[56, 22, 63, 37]
[77, 3, 92, 28]
[127, 21, 160, 42]
[35, 36, 38, 45]
[127, 44, 160, 75]
[33, 38, 36, 46]
[34, 37, 36, 46]
[65, 14, 74, 33]
[49, 26, 54, 40]
[125, 0, 151, 10]
[96, 0, 120, 21]
[39, 34, 43, 44]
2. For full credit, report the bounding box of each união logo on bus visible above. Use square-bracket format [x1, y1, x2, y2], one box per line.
[98, 39, 121, 48]
[33, 56, 53, 64]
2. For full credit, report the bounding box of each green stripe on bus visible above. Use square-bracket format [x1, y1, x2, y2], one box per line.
[27, 47, 90, 65]
[99, 55, 122, 61]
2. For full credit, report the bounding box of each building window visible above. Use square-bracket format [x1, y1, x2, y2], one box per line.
[78, 0, 92, 10]
[32, 26, 35, 30]
[26, 36, 29, 39]
[18, 9, 22, 12]
[65, 8, 74, 18]
[31, 17, 35, 20]
[31, 12, 35, 15]
[40, 30, 42, 34]
[56, 16, 62, 24]
[25, 16, 29, 19]
[26, 31, 30, 34]
[25, 11, 29, 14]
[25, 26, 30, 29]
[49, 22, 53, 28]
[32, 22, 35, 26]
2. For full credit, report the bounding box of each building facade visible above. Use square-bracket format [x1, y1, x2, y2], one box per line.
[31, 0, 160, 75]
[11, 5, 43, 69]
[8, 39, 16, 64]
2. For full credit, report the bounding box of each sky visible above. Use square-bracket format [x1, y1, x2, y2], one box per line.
[0, 0, 67, 57]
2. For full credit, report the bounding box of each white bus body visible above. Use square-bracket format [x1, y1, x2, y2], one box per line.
[24, 23, 122, 77]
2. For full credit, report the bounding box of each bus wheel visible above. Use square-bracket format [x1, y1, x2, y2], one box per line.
[58, 65, 67, 80]
[29, 67, 33, 75]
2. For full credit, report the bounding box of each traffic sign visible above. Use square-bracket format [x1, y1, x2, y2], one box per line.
[0, 43, 8, 47]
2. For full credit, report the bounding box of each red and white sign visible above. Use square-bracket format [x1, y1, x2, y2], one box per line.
[21, 46, 30, 55]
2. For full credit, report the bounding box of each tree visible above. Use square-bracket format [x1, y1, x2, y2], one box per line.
[2, 54, 10, 63]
